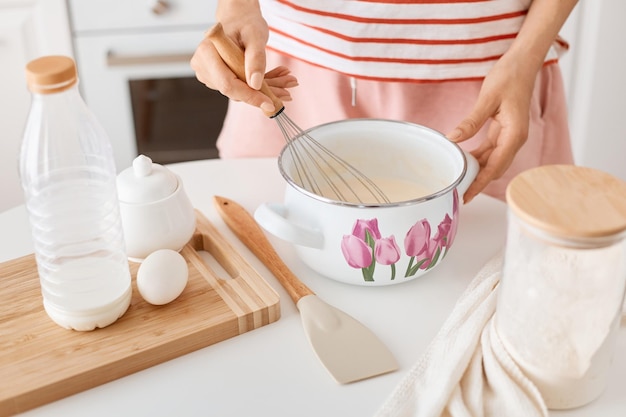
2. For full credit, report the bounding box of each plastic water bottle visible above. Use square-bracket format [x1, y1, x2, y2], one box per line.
[19, 55, 132, 331]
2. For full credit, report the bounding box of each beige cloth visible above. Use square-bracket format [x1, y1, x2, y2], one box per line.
[375, 253, 548, 417]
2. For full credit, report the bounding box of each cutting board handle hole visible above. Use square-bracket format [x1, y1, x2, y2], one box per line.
[197, 250, 232, 281]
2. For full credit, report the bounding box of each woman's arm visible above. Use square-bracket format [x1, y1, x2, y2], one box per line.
[448, 0, 579, 203]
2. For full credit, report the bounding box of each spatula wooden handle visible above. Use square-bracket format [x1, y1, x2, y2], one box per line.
[205, 23, 283, 117]
[214, 196, 315, 305]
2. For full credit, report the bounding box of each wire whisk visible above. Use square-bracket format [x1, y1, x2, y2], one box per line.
[207, 23, 390, 204]
[272, 108, 389, 203]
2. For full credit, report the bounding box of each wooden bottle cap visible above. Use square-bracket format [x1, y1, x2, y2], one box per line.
[25, 55, 77, 94]
[506, 165, 626, 239]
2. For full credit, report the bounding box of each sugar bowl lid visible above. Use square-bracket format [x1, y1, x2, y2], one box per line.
[506, 164, 626, 240]
[117, 155, 178, 204]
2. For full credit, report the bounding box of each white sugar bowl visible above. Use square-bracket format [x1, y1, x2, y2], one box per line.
[117, 155, 196, 261]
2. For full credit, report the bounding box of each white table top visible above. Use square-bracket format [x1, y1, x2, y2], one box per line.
[2, 158, 624, 417]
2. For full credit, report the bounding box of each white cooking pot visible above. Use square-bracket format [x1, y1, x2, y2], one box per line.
[254, 119, 479, 286]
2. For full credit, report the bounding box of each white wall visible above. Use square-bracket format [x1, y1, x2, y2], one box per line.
[0, 0, 74, 212]
[561, 0, 626, 181]
[557, 1, 579, 107]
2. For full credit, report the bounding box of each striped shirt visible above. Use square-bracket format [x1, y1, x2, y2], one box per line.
[260, 0, 568, 82]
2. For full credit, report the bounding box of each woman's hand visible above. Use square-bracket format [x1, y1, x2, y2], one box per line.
[190, 0, 298, 113]
[448, 0, 578, 203]
[446, 54, 534, 204]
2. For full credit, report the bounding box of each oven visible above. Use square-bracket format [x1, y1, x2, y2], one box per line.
[67, 0, 227, 170]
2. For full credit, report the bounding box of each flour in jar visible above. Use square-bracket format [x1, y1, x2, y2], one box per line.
[495, 230, 626, 408]
[314, 175, 436, 204]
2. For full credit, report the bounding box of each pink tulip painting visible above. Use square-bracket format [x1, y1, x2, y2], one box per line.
[375, 236, 401, 265]
[341, 218, 379, 281]
[435, 214, 453, 248]
[404, 219, 434, 276]
[375, 236, 401, 280]
[341, 191, 460, 282]
[404, 219, 431, 257]
[341, 217, 402, 281]
[341, 235, 373, 269]
[449, 190, 460, 248]
[404, 191, 459, 277]
[352, 218, 381, 241]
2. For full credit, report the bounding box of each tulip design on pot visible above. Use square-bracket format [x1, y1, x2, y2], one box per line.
[341, 191, 459, 282]
[341, 219, 401, 281]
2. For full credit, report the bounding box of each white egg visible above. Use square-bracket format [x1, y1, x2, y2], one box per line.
[137, 249, 189, 305]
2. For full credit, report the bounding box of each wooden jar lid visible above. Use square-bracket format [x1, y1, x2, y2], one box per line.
[506, 165, 626, 239]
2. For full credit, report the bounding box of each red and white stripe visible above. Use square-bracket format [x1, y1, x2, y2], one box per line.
[260, 0, 567, 82]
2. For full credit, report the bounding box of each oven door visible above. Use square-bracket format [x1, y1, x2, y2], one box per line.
[73, 29, 228, 170]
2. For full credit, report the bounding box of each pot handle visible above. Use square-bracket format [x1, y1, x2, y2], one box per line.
[457, 151, 480, 196]
[253, 203, 325, 249]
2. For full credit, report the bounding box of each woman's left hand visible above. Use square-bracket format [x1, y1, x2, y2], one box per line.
[447, 0, 578, 204]
[446, 53, 535, 204]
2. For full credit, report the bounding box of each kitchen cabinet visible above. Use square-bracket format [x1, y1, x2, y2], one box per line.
[67, 0, 222, 171]
[0, 0, 73, 212]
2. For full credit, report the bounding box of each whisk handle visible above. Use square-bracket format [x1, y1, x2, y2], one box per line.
[205, 23, 284, 118]
[214, 196, 315, 305]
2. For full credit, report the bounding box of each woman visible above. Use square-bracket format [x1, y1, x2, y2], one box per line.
[191, 0, 578, 203]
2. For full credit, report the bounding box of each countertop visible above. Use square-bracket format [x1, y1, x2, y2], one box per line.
[1, 158, 624, 416]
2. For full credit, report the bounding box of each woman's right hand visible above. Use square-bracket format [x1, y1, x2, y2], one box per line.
[190, 0, 298, 114]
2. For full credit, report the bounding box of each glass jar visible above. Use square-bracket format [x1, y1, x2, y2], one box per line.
[496, 165, 626, 409]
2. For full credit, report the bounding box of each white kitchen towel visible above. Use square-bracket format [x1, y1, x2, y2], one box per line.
[374, 252, 548, 417]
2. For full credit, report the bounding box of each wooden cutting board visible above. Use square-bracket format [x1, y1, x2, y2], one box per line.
[0, 210, 280, 416]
